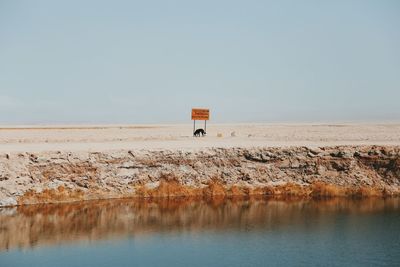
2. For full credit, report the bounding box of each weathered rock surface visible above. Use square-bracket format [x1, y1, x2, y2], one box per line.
[0, 146, 399, 206]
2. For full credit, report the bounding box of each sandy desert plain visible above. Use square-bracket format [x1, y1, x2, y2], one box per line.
[0, 123, 399, 152]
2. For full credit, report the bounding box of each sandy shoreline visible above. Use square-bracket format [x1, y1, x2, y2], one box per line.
[0, 123, 399, 207]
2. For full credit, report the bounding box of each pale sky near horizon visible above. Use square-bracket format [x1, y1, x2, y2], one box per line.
[0, 0, 399, 124]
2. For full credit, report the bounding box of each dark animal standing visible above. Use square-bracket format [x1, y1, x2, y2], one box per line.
[193, 128, 206, 137]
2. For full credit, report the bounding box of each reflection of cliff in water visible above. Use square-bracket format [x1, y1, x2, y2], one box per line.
[0, 197, 399, 251]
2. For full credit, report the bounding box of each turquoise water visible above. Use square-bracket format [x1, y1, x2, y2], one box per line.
[0, 198, 399, 267]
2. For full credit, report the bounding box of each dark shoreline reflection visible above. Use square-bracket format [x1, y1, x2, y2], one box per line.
[0, 197, 399, 251]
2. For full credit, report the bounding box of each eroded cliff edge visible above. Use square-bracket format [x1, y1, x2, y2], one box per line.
[0, 145, 399, 206]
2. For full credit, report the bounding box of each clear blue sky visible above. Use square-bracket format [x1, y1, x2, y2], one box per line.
[1, 0, 399, 124]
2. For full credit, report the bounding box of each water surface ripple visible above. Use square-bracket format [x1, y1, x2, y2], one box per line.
[0, 197, 399, 267]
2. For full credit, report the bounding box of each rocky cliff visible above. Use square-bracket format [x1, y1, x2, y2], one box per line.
[0, 145, 399, 206]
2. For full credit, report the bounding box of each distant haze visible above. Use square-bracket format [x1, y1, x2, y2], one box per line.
[0, 0, 399, 124]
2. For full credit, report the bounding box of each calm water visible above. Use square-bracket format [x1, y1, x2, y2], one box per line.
[0, 197, 399, 267]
